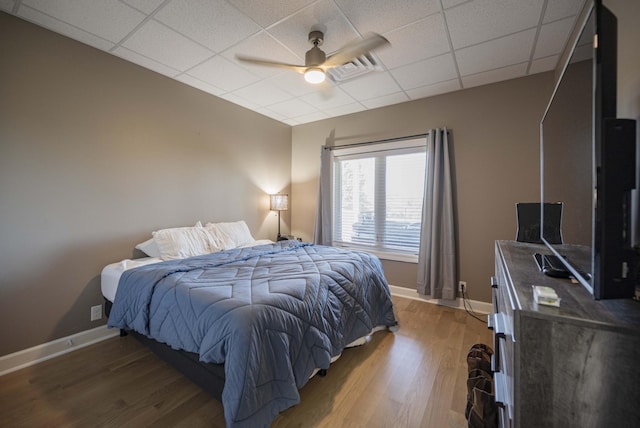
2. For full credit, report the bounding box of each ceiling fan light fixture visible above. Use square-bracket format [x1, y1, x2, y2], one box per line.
[304, 68, 325, 84]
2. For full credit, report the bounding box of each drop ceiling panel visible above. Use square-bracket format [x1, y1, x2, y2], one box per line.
[442, 0, 467, 8]
[334, 0, 440, 35]
[267, 98, 318, 118]
[121, 0, 166, 15]
[300, 86, 356, 109]
[113, 46, 181, 77]
[533, 17, 575, 59]
[267, 0, 359, 57]
[17, 6, 115, 51]
[229, 0, 317, 28]
[543, 0, 586, 23]
[360, 92, 409, 109]
[339, 71, 402, 101]
[122, 20, 215, 71]
[322, 102, 366, 117]
[456, 29, 536, 76]
[446, 0, 544, 49]
[175, 74, 226, 96]
[376, 14, 450, 69]
[219, 92, 260, 110]
[4, 0, 589, 125]
[269, 73, 322, 97]
[390, 54, 458, 90]
[232, 80, 294, 107]
[529, 55, 558, 74]
[255, 107, 288, 122]
[222, 31, 302, 79]
[21, 0, 146, 43]
[406, 79, 461, 100]
[155, 0, 260, 53]
[293, 110, 330, 123]
[0, 1, 16, 13]
[461, 62, 528, 89]
[187, 55, 260, 92]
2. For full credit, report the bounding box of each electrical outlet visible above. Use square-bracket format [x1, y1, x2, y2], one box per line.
[90, 304, 102, 321]
[458, 281, 467, 293]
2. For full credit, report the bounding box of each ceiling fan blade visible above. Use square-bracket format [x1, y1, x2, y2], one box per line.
[323, 33, 390, 68]
[235, 55, 307, 73]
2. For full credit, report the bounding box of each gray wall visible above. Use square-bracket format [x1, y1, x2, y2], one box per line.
[0, 13, 291, 356]
[1, 0, 637, 357]
[290, 0, 640, 304]
[290, 73, 554, 304]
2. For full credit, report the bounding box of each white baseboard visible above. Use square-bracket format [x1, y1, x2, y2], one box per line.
[389, 284, 493, 315]
[1, 288, 489, 376]
[0, 325, 119, 376]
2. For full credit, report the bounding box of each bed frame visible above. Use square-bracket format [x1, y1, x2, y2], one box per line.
[105, 299, 225, 401]
[106, 298, 333, 406]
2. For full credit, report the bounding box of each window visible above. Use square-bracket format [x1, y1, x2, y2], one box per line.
[332, 137, 426, 261]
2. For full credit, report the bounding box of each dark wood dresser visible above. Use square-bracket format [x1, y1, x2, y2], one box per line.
[491, 240, 640, 428]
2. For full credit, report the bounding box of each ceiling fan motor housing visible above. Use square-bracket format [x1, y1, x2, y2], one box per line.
[305, 46, 326, 67]
[306, 31, 326, 67]
[308, 30, 324, 46]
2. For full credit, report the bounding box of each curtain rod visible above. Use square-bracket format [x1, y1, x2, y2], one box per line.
[325, 131, 447, 151]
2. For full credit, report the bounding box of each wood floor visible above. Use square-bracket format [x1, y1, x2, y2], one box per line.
[0, 296, 491, 427]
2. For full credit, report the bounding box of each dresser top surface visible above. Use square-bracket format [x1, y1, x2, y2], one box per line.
[496, 240, 640, 330]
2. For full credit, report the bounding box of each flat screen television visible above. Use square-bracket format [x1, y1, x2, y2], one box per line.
[540, 0, 636, 299]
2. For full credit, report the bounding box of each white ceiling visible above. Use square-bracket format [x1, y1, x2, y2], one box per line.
[2, 0, 586, 125]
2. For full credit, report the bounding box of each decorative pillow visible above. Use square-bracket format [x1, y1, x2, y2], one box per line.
[152, 226, 220, 260]
[135, 221, 203, 257]
[204, 225, 233, 251]
[206, 221, 255, 250]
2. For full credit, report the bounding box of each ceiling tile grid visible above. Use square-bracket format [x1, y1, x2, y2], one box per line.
[20, 0, 147, 43]
[121, 19, 214, 71]
[16, 5, 117, 51]
[455, 29, 537, 76]
[2, 0, 589, 125]
[155, 0, 260, 53]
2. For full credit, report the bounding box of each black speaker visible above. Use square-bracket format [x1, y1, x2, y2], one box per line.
[594, 118, 636, 299]
[516, 202, 563, 244]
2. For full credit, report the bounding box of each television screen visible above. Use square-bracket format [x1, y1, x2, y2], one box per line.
[541, 30, 593, 247]
[540, 0, 636, 299]
[540, 6, 596, 292]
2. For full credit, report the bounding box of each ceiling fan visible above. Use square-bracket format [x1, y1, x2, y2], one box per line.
[236, 31, 390, 84]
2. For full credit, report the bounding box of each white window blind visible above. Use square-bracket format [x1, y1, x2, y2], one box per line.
[332, 137, 426, 259]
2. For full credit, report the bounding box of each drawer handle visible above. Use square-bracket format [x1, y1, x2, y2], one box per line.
[490, 313, 506, 338]
[494, 372, 507, 408]
[491, 352, 499, 373]
[491, 313, 506, 372]
[491, 276, 498, 288]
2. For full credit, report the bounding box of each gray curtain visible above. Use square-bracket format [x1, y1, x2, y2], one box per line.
[417, 128, 456, 299]
[313, 146, 332, 245]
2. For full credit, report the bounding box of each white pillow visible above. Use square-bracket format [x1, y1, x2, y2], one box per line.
[135, 221, 203, 257]
[134, 238, 161, 258]
[152, 226, 220, 260]
[206, 221, 255, 250]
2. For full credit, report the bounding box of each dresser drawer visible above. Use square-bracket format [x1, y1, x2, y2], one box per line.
[491, 243, 517, 428]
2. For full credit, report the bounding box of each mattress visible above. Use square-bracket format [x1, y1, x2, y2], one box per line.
[101, 239, 274, 302]
[101, 257, 162, 302]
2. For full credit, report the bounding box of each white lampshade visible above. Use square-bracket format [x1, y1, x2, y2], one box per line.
[270, 194, 289, 211]
[304, 68, 325, 84]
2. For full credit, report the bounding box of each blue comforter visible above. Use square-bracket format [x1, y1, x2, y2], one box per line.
[108, 241, 397, 427]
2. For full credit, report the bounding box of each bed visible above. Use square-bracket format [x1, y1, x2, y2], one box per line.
[103, 222, 397, 427]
